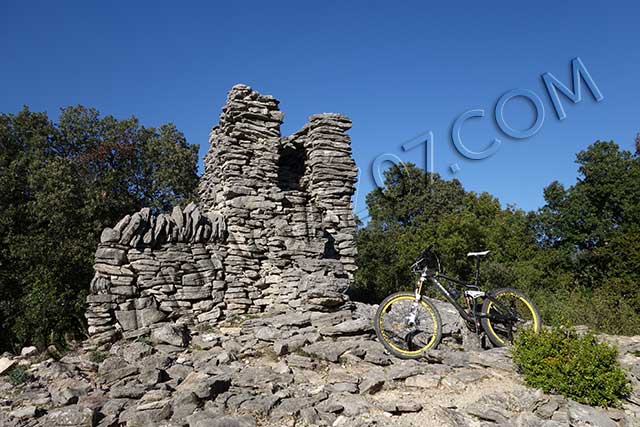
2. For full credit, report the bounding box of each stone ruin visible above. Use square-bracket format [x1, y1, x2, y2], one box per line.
[85, 84, 358, 349]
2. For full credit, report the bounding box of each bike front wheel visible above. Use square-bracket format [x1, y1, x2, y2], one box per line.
[374, 292, 442, 359]
[480, 287, 541, 347]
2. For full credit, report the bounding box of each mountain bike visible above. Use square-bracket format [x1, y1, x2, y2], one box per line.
[373, 245, 541, 359]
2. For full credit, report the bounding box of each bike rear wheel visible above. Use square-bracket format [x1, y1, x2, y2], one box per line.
[480, 287, 541, 347]
[374, 292, 442, 359]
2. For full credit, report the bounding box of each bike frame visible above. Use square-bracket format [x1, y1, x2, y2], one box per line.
[417, 270, 517, 325]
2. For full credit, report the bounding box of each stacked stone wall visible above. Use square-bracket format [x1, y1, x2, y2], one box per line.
[86, 84, 359, 348]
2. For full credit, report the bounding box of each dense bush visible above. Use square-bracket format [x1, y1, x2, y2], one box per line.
[512, 328, 631, 407]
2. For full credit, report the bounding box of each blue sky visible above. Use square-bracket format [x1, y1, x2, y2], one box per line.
[2, 1, 638, 218]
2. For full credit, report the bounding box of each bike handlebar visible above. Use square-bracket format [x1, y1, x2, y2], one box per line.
[410, 244, 435, 274]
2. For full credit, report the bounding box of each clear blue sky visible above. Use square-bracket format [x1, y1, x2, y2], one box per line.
[2, 1, 638, 219]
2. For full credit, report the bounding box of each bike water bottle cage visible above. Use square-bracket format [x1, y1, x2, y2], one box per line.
[445, 284, 460, 299]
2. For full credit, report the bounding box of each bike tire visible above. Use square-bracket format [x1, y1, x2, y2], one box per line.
[480, 287, 541, 347]
[374, 291, 443, 359]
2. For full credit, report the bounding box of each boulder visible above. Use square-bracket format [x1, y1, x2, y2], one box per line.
[171, 391, 202, 421]
[43, 405, 96, 427]
[359, 374, 385, 395]
[49, 378, 92, 405]
[100, 227, 121, 243]
[20, 346, 38, 357]
[151, 324, 189, 347]
[319, 318, 372, 336]
[9, 405, 38, 419]
[176, 372, 230, 400]
[95, 247, 127, 265]
[115, 310, 138, 331]
[137, 307, 166, 328]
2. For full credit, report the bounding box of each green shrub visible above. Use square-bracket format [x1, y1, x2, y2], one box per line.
[89, 351, 109, 364]
[512, 327, 631, 407]
[7, 367, 32, 386]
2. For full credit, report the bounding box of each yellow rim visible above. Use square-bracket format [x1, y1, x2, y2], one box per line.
[378, 295, 439, 356]
[486, 292, 539, 345]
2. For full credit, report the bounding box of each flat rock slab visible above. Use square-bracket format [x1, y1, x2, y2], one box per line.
[9, 405, 38, 419]
[467, 347, 513, 371]
[0, 358, 16, 375]
[319, 318, 372, 336]
[405, 373, 442, 389]
[359, 376, 385, 395]
[43, 405, 96, 427]
[187, 413, 256, 427]
[302, 340, 358, 363]
[568, 401, 618, 427]
[379, 401, 423, 413]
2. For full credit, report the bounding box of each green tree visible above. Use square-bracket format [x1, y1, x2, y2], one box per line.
[537, 141, 639, 253]
[534, 141, 640, 333]
[0, 106, 199, 351]
[352, 163, 539, 303]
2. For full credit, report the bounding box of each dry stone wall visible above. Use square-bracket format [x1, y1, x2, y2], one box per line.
[85, 84, 358, 349]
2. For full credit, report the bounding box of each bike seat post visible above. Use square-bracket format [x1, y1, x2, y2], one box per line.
[474, 257, 481, 286]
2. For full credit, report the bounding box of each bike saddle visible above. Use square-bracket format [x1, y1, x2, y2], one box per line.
[467, 250, 490, 257]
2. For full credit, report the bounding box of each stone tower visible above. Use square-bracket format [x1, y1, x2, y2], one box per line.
[84, 84, 358, 348]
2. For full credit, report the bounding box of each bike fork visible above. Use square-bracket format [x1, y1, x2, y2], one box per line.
[405, 289, 421, 327]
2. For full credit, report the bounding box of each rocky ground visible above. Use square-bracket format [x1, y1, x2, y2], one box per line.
[1, 302, 639, 427]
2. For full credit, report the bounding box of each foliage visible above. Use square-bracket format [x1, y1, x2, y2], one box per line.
[534, 141, 640, 333]
[352, 163, 539, 303]
[89, 350, 109, 364]
[512, 328, 631, 407]
[353, 141, 640, 335]
[0, 106, 199, 352]
[6, 366, 32, 386]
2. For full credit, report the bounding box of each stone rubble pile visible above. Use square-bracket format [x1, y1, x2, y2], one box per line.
[85, 84, 358, 349]
[2, 305, 639, 427]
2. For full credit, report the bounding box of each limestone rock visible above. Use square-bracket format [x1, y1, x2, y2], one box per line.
[49, 378, 92, 405]
[9, 405, 38, 419]
[100, 227, 120, 243]
[3, 323, 640, 427]
[405, 374, 442, 389]
[0, 357, 16, 375]
[19, 346, 38, 357]
[187, 414, 256, 427]
[359, 375, 385, 395]
[567, 401, 618, 427]
[43, 405, 96, 427]
[151, 324, 189, 347]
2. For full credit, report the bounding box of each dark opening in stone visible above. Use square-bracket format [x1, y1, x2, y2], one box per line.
[323, 230, 339, 259]
[277, 142, 306, 191]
